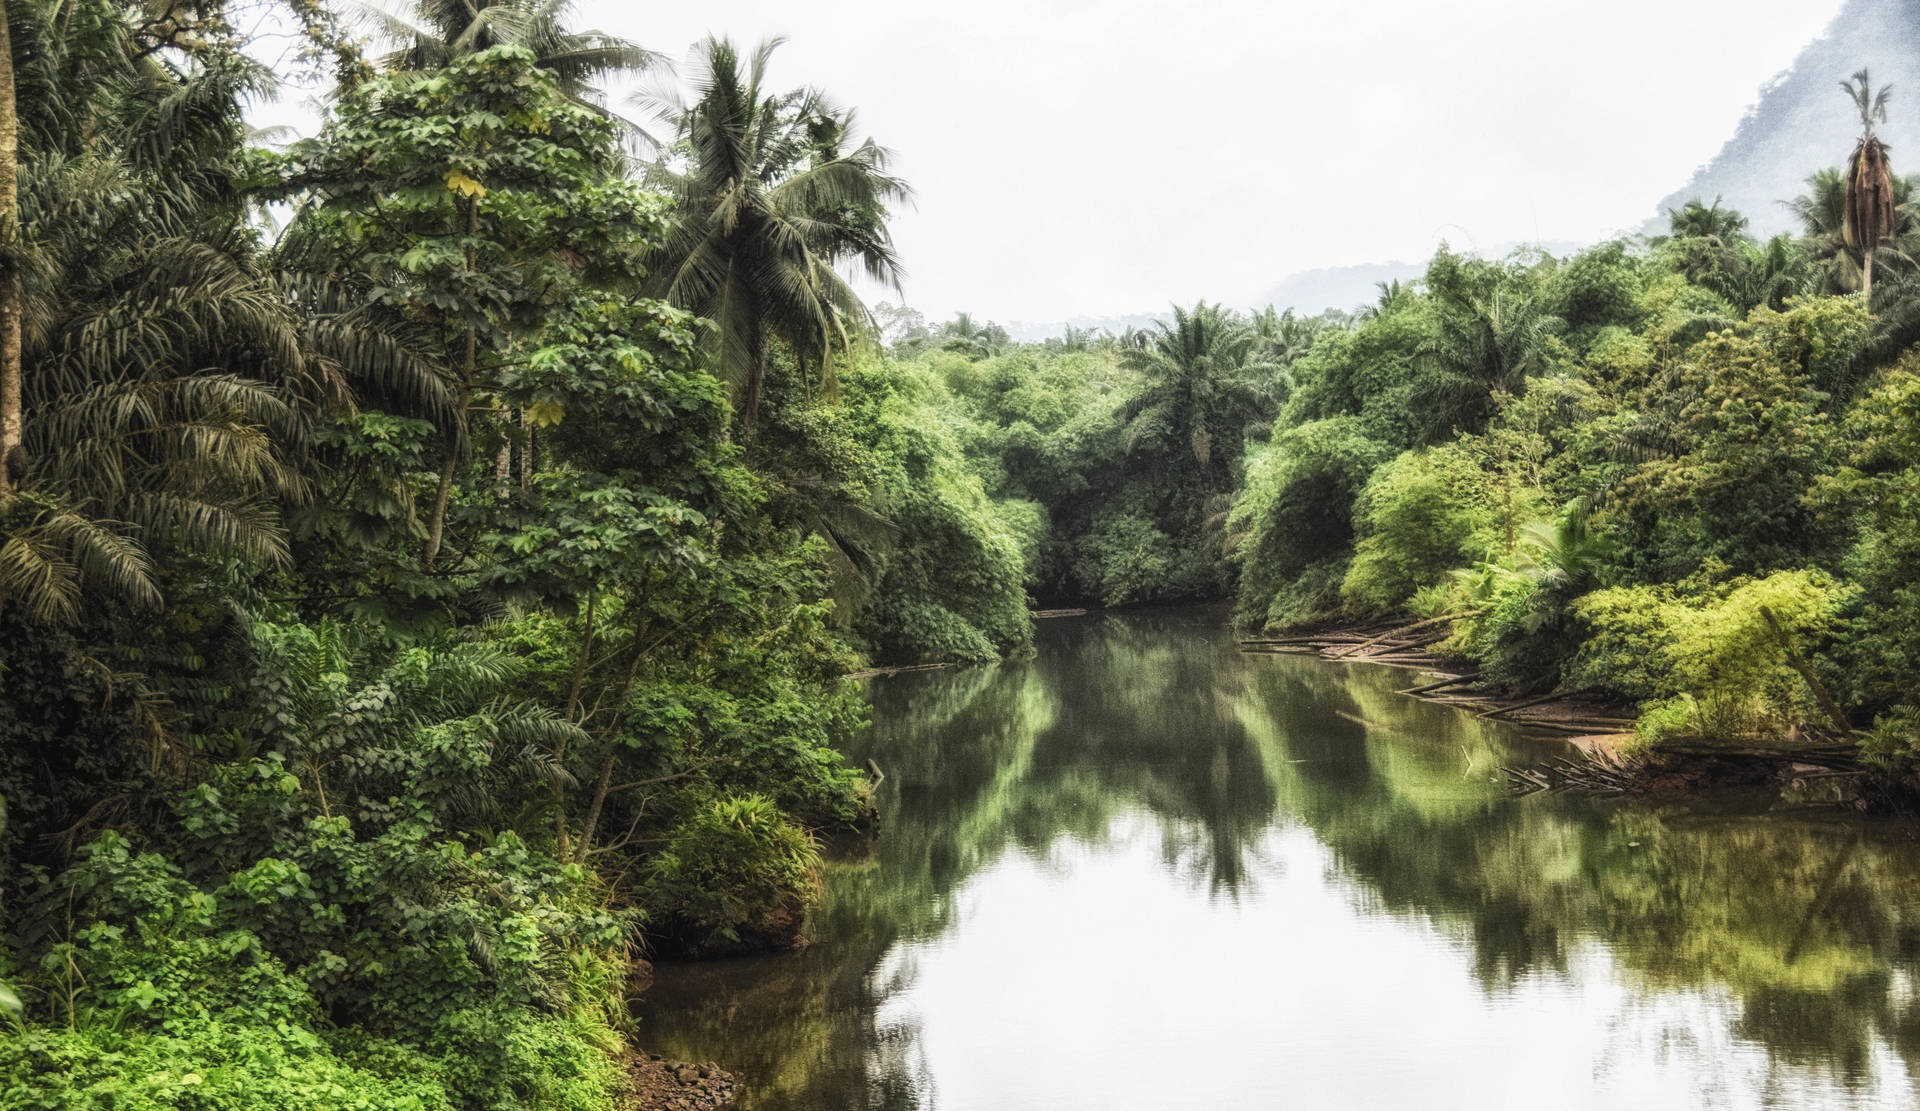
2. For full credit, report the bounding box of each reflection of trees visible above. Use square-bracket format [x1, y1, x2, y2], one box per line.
[642, 611, 1920, 1106]
[1235, 655, 1920, 1083]
[639, 610, 1295, 1107]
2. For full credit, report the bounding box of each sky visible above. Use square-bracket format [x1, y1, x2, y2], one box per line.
[278, 0, 1851, 325]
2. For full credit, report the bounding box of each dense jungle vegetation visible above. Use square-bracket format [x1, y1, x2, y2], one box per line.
[3, 1, 1920, 1107]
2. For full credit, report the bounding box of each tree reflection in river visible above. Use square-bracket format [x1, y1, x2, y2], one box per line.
[635, 608, 1920, 1109]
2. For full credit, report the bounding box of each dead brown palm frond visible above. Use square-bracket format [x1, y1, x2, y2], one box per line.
[1842, 70, 1898, 304]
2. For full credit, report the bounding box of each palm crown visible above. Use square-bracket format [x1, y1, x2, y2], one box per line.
[640, 36, 911, 428]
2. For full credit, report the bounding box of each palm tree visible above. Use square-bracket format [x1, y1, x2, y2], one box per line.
[937, 312, 1007, 358]
[1786, 167, 1918, 299]
[1414, 281, 1562, 442]
[1842, 69, 1897, 305]
[1249, 305, 1326, 366]
[0, 3, 448, 624]
[1119, 302, 1278, 476]
[0, 0, 20, 501]
[1665, 196, 1751, 243]
[356, 0, 662, 121]
[640, 36, 910, 429]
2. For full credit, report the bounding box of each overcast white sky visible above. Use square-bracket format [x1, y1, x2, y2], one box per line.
[285, 1, 1850, 323]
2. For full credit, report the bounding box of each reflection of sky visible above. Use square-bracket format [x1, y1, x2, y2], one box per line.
[875, 814, 1919, 1111]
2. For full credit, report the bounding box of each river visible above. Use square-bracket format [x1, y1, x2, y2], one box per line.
[634, 608, 1920, 1110]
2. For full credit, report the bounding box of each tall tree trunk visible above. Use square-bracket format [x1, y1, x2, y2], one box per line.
[740, 315, 764, 432]
[519, 406, 533, 490]
[423, 197, 480, 565]
[0, 3, 22, 500]
[422, 456, 456, 566]
[1862, 247, 1876, 309]
[573, 752, 617, 864]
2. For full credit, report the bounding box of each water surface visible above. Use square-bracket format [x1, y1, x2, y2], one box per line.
[636, 609, 1920, 1110]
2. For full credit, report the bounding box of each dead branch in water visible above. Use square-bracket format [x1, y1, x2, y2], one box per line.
[845, 662, 953, 680]
[1330, 612, 1480, 659]
[1476, 686, 1598, 720]
[1397, 673, 1481, 696]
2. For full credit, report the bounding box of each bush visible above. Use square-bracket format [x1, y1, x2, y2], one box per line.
[2, 753, 632, 1111]
[1232, 418, 1394, 630]
[1341, 446, 1498, 614]
[1573, 570, 1854, 744]
[641, 794, 823, 958]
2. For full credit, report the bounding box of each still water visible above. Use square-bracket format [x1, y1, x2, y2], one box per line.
[636, 609, 1920, 1109]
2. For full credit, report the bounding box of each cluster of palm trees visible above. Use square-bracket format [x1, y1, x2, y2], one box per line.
[0, 0, 912, 623]
[1665, 71, 1914, 322]
[353, 1, 910, 429]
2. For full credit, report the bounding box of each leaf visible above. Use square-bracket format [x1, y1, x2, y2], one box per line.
[445, 169, 488, 198]
[526, 399, 567, 427]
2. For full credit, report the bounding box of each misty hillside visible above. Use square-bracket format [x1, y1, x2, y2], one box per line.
[1653, 0, 1920, 235]
[1253, 260, 1427, 316]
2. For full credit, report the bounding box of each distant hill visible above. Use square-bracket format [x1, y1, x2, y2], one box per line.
[1253, 260, 1427, 316]
[1652, 0, 1920, 236]
[1001, 312, 1170, 344]
[1250, 241, 1588, 317]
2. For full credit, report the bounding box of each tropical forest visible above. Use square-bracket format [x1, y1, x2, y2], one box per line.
[6, 0, 1920, 1108]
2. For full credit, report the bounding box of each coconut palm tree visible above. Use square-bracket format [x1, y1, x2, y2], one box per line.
[639, 36, 910, 429]
[356, 0, 661, 115]
[1119, 302, 1279, 477]
[1842, 69, 1897, 305]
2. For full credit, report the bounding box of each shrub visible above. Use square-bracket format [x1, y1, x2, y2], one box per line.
[641, 794, 823, 958]
[1573, 570, 1855, 744]
[1341, 446, 1498, 613]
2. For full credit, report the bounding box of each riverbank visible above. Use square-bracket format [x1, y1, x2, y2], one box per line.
[1239, 620, 1891, 807]
[628, 1052, 739, 1110]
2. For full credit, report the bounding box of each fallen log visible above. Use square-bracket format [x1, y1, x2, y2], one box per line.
[1331, 612, 1481, 659]
[1238, 633, 1371, 646]
[845, 662, 953, 680]
[1397, 673, 1481, 696]
[1477, 686, 1598, 720]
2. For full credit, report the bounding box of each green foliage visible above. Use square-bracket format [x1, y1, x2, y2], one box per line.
[1572, 571, 1854, 744]
[642, 794, 822, 957]
[837, 361, 1031, 662]
[4, 792, 625, 1111]
[1341, 446, 1498, 613]
[1232, 418, 1394, 628]
[1609, 300, 1857, 580]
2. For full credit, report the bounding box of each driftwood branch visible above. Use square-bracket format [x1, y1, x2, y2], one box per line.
[1331, 612, 1480, 659]
[1397, 673, 1481, 696]
[1477, 686, 1596, 720]
[1758, 605, 1853, 738]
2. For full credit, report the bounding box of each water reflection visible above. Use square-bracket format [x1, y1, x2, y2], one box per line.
[636, 609, 1920, 1109]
